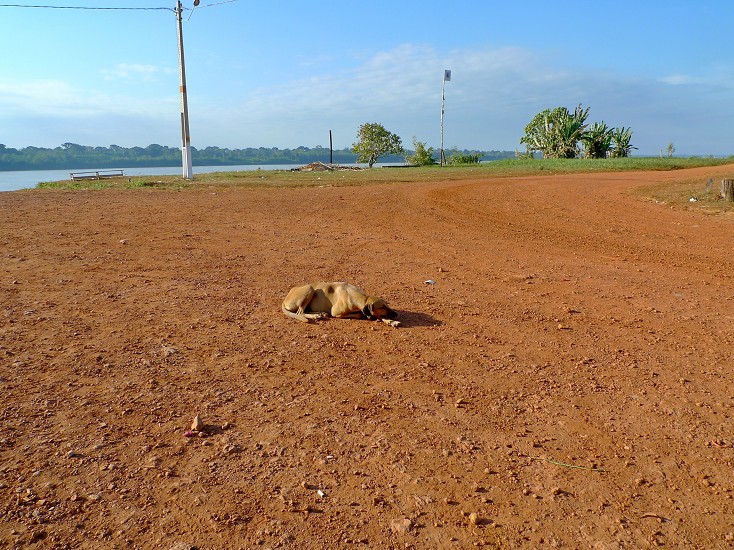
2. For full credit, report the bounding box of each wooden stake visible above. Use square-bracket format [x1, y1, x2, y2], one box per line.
[722, 179, 734, 202]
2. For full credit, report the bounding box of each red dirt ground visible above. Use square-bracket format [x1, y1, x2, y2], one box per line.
[1, 166, 734, 549]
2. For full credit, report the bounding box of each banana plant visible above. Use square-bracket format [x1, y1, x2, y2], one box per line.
[610, 127, 637, 158]
[520, 104, 589, 159]
[582, 121, 614, 159]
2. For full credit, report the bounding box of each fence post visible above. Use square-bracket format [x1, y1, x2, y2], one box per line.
[722, 179, 734, 202]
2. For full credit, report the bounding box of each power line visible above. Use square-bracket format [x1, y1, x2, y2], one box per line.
[197, 0, 239, 7]
[0, 1, 239, 9]
[0, 4, 172, 10]
[186, 0, 239, 20]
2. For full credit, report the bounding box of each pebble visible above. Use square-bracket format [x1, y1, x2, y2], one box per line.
[162, 346, 179, 358]
[191, 415, 204, 432]
[221, 443, 238, 454]
[389, 517, 413, 535]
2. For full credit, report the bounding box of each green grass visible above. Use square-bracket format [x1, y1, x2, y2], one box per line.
[487, 156, 734, 175]
[633, 175, 734, 214]
[34, 156, 734, 192]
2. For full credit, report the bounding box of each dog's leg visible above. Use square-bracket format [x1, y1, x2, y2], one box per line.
[336, 312, 366, 319]
[380, 318, 401, 328]
[283, 285, 327, 323]
[282, 305, 326, 323]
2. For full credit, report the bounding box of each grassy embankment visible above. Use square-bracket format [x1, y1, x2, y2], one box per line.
[34, 156, 734, 213]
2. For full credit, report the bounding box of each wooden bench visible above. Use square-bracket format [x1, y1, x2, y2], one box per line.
[69, 169, 124, 181]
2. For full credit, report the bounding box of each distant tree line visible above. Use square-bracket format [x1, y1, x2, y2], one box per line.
[0, 142, 515, 171]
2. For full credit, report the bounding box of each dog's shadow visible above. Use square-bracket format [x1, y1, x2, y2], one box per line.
[394, 310, 442, 328]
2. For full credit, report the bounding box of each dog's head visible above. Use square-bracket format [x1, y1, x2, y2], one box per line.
[362, 297, 398, 320]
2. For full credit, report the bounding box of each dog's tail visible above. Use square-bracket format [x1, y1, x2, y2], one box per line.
[282, 303, 313, 323]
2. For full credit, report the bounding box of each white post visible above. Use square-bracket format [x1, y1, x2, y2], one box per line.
[440, 69, 451, 166]
[176, 0, 193, 179]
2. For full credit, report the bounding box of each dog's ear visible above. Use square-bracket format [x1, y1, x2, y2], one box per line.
[361, 303, 374, 319]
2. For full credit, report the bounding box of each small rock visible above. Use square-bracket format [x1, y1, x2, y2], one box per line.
[468, 512, 479, 525]
[191, 415, 204, 432]
[389, 517, 413, 535]
[221, 443, 238, 454]
[162, 345, 179, 357]
[29, 530, 47, 544]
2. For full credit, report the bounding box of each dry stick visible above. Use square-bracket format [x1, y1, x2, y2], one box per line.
[529, 456, 606, 473]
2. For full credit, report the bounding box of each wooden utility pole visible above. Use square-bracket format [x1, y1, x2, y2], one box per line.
[722, 179, 734, 202]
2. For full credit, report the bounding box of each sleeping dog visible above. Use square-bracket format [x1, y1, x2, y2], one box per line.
[282, 282, 400, 327]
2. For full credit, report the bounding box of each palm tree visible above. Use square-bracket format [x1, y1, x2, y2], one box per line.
[554, 106, 589, 158]
[582, 121, 614, 159]
[520, 104, 589, 159]
[610, 127, 637, 158]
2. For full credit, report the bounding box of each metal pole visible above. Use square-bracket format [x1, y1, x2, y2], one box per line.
[176, 0, 193, 179]
[440, 75, 446, 166]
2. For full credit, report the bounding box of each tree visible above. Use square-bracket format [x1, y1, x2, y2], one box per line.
[447, 148, 482, 164]
[352, 122, 403, 167]
[610, 127, 637, 158]
[520, 105, 589, 159]
[582, 121, 613, 159]
[405, 137, 436, 166]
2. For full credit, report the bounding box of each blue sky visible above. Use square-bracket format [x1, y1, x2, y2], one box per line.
[1, 1, 733, 155]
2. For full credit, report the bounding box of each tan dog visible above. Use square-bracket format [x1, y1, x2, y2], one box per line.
[282, 282, 400, 327]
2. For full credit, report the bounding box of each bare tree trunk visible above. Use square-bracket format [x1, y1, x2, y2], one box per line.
[722, 179, 734, 202]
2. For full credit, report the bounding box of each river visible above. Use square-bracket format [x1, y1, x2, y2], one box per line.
[0, 165, 322, 192]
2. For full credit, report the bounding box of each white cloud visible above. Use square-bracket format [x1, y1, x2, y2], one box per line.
[660, 74, 695, 85]
[192, 44, 603, 149]
[187, 43, 734, 154]
[101, 63, 175, 82]
[0, 78, 176, 119]
[3, 44, 734, 154]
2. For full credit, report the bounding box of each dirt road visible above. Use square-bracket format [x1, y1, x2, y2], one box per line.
[2, 166, 734, 549]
